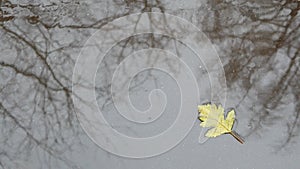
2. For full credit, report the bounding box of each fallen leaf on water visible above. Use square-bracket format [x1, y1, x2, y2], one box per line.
[198, 103, 244, 144]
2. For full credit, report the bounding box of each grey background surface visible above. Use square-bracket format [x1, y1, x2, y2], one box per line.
[0, 0, 299, 168]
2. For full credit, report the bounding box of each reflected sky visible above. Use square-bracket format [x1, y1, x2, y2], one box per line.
[0, 0, 299, 168]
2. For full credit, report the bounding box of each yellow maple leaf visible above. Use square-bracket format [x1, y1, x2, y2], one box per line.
[198, 103, 244, 144]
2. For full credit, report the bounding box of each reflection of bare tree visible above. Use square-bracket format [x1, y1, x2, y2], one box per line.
[0, 21, 79, 169]
[0, 0, 172, 168]
[0, 0, 300, 168]
[201, 0, 300, 148]
[0, 0, 133, 168]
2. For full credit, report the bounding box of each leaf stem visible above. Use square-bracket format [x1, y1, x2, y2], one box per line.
[229, 131, 244, 144]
